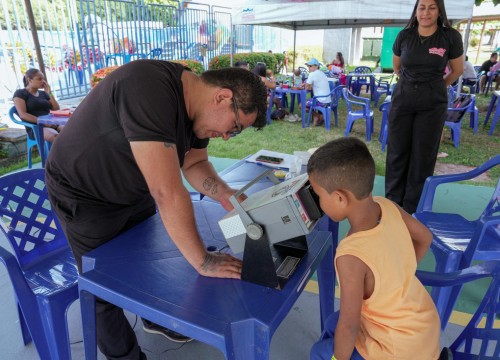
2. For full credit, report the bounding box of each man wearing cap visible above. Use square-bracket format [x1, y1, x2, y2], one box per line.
[305, 58, 331, 126]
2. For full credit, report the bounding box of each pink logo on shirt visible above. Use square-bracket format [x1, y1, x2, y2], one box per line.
[429, 48, 446, 57]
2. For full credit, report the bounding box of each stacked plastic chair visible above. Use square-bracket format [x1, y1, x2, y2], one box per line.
[0, 169, 78, 359]
[414, 155, 500, 329]
[341, 87, 374, 141]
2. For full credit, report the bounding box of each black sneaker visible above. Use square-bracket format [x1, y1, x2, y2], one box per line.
[142, 319, 193, 343]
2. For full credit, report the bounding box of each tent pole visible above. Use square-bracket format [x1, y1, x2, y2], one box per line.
[457, 17, 472, 99]
[23, 0, 45, 76]
[292, 25, 297, 72]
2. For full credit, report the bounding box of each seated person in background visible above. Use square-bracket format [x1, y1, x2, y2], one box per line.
[308, 138, 440, 360]
[487, 58, 500, 91]
[478, 52, 498, 93]
[13, 68, 62, 142]
[293, 69, 303, 89]
[328, 52, 345, 71]
[462, 56, 477, 87]
[234, 61, 249, 70]
[304, 58, 332, 126]
[253, 62, 281, 109]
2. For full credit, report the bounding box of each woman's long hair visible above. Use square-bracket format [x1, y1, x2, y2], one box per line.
[336, 52, 345, 67]
[405, 0, 451, 29]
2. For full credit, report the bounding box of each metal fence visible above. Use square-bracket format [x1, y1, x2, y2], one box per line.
[1, 0, 291, 104]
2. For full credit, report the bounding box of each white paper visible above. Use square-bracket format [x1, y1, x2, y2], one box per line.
[245, 149, 297, 170]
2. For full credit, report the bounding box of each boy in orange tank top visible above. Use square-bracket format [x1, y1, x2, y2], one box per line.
[308, 138, 440, 360]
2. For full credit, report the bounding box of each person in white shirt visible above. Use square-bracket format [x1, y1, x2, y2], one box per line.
[304, 58, 332, 126]
[463, 56, 477, 87]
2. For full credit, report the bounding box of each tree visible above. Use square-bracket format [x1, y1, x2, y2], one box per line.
[476, 0, 500, 5]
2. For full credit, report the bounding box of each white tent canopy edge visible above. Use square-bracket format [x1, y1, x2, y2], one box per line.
[232, 0, 475, 30]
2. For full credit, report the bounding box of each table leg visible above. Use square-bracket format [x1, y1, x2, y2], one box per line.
[267, 91, 275, 124]
[37, 124, 46, 167]
[485, 94, 498, 125]
[80, 289, 98, 360]
[301, 90, 307, 128]
[290, 93, 296, 113]
[225, 320, 270, 360]
[489, 100, 500, 135]
[316, 223, 336, 331]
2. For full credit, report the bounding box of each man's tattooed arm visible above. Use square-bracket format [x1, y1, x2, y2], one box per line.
[202, 176, 218, 196]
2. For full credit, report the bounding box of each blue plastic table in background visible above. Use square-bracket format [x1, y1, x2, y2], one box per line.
[346, 73, 375, 100]
[37, 114, 70, 167]
[268, 87, 310, 127]
[78, 159, 336, 360]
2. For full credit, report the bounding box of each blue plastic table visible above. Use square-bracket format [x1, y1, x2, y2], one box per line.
[78, 161, 336, 360]
[268, 88, 310, 127]
[37, 114, 70, 166]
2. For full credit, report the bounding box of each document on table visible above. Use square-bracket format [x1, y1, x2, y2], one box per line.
[246, 149, 297, 170]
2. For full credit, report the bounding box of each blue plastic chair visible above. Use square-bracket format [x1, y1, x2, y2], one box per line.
[350, 66, 372, 96]
[414, 155, 500, 329]
[373, 74, 394, 107]
[417, 260, 500, 358]
[444, 94, 477, 148]
[148, 47, 163, 60]
[341, 88, 374, 141]
[448, 87, 479, 134]
[0, 169, 78, 359]
[8, 107, 50, 169]
[378, 100, 391, 151]
[306, 85, 344, 130]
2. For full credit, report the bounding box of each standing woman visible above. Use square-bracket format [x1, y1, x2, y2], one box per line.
[13, 68, 62, 142]
[385, 0, 463, 214]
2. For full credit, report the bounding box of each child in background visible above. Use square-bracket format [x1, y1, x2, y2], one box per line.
[293, 69, 303, 89]
[308, 138, 440, 360]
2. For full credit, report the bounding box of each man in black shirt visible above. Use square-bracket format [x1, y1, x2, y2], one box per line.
[46, 60, 267, 359]
[478, 52, 498, 93]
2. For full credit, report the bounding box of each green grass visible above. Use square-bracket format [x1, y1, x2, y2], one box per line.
[1, 91, 497, 187]
[208, 91, 499, 187]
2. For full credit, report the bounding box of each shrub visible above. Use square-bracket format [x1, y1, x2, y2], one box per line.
[170, 60, 205, 75]
[209, 52, 279, 73]
[90, 66, 120, 88]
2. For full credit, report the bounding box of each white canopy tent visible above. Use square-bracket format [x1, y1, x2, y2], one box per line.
[232, 0, 475, 30]
[231, 0, 475, 72]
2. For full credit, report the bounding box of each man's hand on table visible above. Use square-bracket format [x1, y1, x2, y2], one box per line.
[219, 188, 247, 212]
[198, 252, 243, 279]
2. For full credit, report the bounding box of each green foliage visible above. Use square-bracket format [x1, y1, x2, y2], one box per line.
[476, 0, 500, 5]
[209, 52, 279, 72]
[208, 92, 499, 188]
[171, 60, 205, 75]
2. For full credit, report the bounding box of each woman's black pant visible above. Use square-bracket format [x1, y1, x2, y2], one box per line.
[385, 78, 448, 214]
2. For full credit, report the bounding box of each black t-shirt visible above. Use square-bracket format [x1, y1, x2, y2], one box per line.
[46, 60, 208, 207]
[13, 89, 51, 116]
[393, 26, 463, 83]
[479, 59, 495, 73]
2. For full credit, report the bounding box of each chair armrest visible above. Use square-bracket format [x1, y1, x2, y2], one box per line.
[416, 155, 500, 213]
[416, 260, 499, 287]
[0, 246, 27, 285]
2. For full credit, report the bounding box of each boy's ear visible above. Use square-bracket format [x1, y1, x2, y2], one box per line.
[333, 189, 349, 207]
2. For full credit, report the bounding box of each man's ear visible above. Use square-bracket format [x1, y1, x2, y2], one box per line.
[214, 88, 233, 105]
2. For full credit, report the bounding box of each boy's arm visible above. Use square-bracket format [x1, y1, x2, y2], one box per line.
[334, 255, 367, 360]
[396, 205, 433, 263]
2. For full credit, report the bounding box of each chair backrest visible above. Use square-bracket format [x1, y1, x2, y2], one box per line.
[473, 65, 481, 73]
[330, 85, 344, 107]
[354, 66, 372, 74]
[447, 94, 474, 123]
[149, 47, 162, 60]
[479, 156, 500, 219]
[8, 107, 38, 141]
[0, 169, 67, 269]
